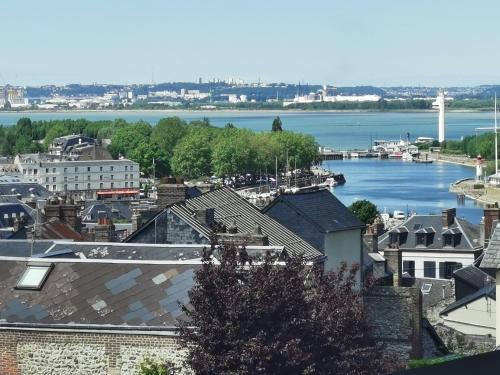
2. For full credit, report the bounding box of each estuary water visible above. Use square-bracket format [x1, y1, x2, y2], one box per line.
[0, 110, 490, 223]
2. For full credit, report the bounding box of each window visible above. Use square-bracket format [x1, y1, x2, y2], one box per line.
[416, 233, 426, 246]
[125, 166, 128, 171]
[424, 261, 436, 278]
[87, 167, 91, 172]
[75, 176, 78, 181]
[45, 177, 49, 183]
[45, 168, 49, 173]
[110, 175, 113, 180]
[100, 183, 103, 188]
[64, 184, 67, 190]
[87, 183, 91, 189]
[88, 175, 91, 181]
[100, 175, 103, 180]
[52, 168, 56, 173]
[130, 182, 133, 187]
[64, 176, 67, 182]
[75, 167, 78, 172]
[75, 184, 79, 190]
[100, 166, 103, 172]
[52, 177, 56, 182]
[403, 261, 415, 277]
[110, 166, 114, 171]
[125, 181, 128, 187]
[16, 263, 53, 290]
[33, 169, 37, 175]
[125, 174, 128, 180]
[111, 182, 114, 188]
[64, 167, 67, 173]
[421, 283, 432, 294]
[45, 185, 49, 190]
[130, 165, 133, 170]
[439, 262, 463, 279]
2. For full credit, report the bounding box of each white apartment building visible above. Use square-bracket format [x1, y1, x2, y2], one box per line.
[14, 155, 140, 200]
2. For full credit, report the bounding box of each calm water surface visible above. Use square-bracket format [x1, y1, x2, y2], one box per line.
[327, 158, 482, 224]
[0, 110, 488, 223]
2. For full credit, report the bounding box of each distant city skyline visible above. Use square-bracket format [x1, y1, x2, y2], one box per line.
[4, 0, 500, 87]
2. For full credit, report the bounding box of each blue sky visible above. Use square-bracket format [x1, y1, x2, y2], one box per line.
[3, 0, 500, 86]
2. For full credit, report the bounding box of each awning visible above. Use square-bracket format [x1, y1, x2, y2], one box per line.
[96, 189, 139, 196]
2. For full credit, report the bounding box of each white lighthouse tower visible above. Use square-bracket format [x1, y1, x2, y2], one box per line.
[476, 154, 483, 181]
[437, 90, 446, 143]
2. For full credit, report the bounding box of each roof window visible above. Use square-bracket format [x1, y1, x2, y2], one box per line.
[16, 263, 53, 290]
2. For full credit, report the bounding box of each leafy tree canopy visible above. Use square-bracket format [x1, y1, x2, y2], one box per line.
[348, 199, 379, 225]
[179, 244, 399, 375]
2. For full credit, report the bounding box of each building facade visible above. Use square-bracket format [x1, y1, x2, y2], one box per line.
[14, 155, 140, 199]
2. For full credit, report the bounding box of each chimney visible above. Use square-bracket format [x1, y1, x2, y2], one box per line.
[441, 208, 456, 228]
[94, 216, 116, 242]
[483, 207, 500, 245]
[384, 245, 402, 287]
[44, 197, 61, 221]
[60, 198, 80, 231]
[364, 224, 378, 253]
[131, 211, 142, 233]
[156, 177, 187, 208]
[194, 208, 214, 228]
[479, 217, 485, 247]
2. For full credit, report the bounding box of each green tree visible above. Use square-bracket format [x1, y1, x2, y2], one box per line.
[129, 141, 170, 178]
[108, 121, 152, 158]
[348, 200, 378, 225]
[152, 117, 188, 157]
[271, 116, 283, 132]
[170, 128, 213, 179]
[211, 129, 257, 177]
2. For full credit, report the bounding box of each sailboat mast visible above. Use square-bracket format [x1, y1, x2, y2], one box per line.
[495, 94, 498, 175]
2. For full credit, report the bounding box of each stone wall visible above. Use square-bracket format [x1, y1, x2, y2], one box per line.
[364, 286, 423, 362]
[0, 329, 189, 375]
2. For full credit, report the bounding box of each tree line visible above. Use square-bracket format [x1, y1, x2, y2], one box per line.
[0, 117, 319, 179]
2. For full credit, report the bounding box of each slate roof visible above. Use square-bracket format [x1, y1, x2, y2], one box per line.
[453, 265, 493, 290]
[0, 182, 52, 200]
[480, 223, 500, 269]
[0, 203, 33, 228]
[440, 284, 496, 315]
[378, 214, 482, 252]
[0, 240, 57, 257]
[81, 201, 132, 222]
[0, 257, 197, 329]
[263, 189, 364, 233]
[0, 239, 285, 263]
[180, 187, 324, 261]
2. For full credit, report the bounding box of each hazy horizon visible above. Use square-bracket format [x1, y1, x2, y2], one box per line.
[4, 0, 500, 87]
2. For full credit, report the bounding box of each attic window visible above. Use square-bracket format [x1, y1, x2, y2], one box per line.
[16, 263, 53, 290]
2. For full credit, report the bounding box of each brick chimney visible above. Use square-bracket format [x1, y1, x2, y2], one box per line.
[94, 216, 116, 242]
[441, 208, 456, 228]
[484, 207, 500, 245]
[156, 177, 187, 208]
[384, 245, 402, 287]
[60, 198, 81, 232]
[364, 224, 378, 253]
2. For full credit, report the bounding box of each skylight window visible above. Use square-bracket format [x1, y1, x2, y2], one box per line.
[16, 263, 53, 290]
[421, 283, 432, 294]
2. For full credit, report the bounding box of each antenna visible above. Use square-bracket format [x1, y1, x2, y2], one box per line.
[495, 93, 498, 175]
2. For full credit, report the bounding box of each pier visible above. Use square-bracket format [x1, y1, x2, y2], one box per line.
[319, 148, 386, 161]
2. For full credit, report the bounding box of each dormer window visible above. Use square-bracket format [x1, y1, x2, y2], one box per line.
[442, 229, 461, 247]
[415, 227, 435, 247]
[389, 227, 408, 246]
[416, 233, 426, 245]
[16, 263, 53, 290]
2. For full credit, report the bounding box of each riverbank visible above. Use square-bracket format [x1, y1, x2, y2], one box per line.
[450, 179, 500, 206]
[418, 151, 475, 168]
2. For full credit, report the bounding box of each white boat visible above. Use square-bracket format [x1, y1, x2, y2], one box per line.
[318, 177, 338, 188]
[402, 152, 413, 161]
[393, 210, 405, 220]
